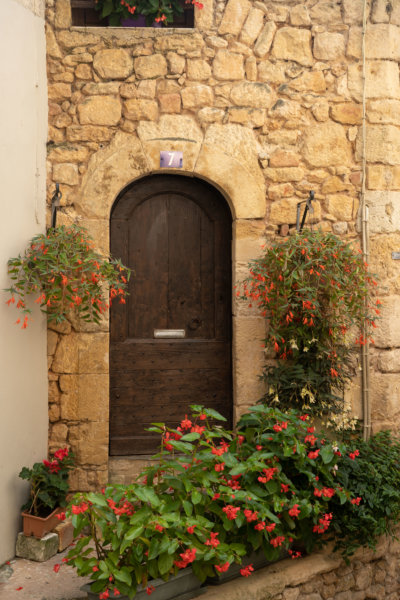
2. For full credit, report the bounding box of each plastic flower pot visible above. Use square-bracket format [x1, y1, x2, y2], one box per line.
[82, 568, 205, 600]
[21, 507, 62, 539]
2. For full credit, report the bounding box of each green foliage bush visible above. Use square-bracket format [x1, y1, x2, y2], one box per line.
[331, 431, 400, 556]
[65, 406, 355, 598]
[5, 225, 130, 327]
[19, 447, 75, 517]
[238, 229, 379, 426]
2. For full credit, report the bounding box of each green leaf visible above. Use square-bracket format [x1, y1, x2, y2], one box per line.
[180, 432, 201, 442]
[191, 490, 202, 505]
[115, 568, 132, 586]
[182, 500, 193, 516]
[86, 492, 107, 507]
[148, 537, 160, 560]
[320, 445, 335, 464]
[203, 408, 226, 421]
[125, 525, 144, 541]
[158, 552, 174, 575]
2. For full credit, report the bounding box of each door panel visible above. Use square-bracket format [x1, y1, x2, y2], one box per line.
[110, 175, 232, 455]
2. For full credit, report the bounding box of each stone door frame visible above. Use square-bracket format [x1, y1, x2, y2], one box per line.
[53, 128, 267, 486]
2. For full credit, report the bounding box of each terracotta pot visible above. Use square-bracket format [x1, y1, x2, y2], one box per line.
[21, 507, 62, 539]
[82, 567, 205, 600]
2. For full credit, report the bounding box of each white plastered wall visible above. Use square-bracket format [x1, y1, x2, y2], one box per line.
[0, 0, 47, 563]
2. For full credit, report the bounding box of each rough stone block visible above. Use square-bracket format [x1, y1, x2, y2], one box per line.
[327, 194, 358, 221]
[240, 7, 264, 46]
[367, 99, 400, 125]
[78, 374, 108, 420]
[258, 61, 285, 83]
[303, 122, 352, 167]
[123, 98, 158, 121]
[289, 71, 326, 93]
[55, 0, 72, 29]
[228, 107, 265, 128]
[367, 164, 400, 190]
[366, 24, 400, 59]
[313, 32, 345, 60]
[264, 168, 305, 183]
[310, 0, 342, 24]
[356, 125, 400, 165]
[290, 5, 311, 26]
[93, 49, 133, 79]
[181, 84, 213, 108]
[16, 532, 59, 562]
[231, 81, 274, 108]
[48, 83, 72, 101]
[373, 295, 400, 347]
[167, 52, 185, 75]
[254, 22, 277, 58]
[269, 198, 321, 224]
[186, 59, 211, 80]
[158, 93, 181, 114]
[82, 82, 121, 96]
[366, 190, 400, 233]
[78, 96, 121, 126]
[52, 332, 78, 374]
[331, 102, 362, 125]
[78, 333, 109, 374]
[54, 519, 74, 552]
[134, 54, 167, 79]
[213, 50, 244, 80]
[66, 125, 114, 143]
[52, 163, 79, 186]
[75, 421, 109, 466]
[348, 61, 400, 100]
[272, 27, 313, 66]
[269, 150, 300, 168]
[218, 0, 251, 35]
[343, 0, 368, 24]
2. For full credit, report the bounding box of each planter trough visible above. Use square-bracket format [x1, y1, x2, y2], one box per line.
[82, 568, 205, 600]
[206, 549, 272, 585]
[21, 507, 62, 539]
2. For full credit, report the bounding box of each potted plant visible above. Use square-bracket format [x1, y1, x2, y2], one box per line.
[93, 0, 202, 26]
[19, 447, 75, 539]
[61, 405, 356, 599]
[5, 224, 130, 328]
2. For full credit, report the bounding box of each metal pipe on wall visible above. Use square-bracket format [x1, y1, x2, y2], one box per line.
[361, 0, 371, 441]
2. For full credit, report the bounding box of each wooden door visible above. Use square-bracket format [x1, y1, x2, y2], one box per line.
[110, 175, 232, 455]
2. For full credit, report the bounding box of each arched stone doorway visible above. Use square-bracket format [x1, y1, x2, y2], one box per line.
[109, 174, 232, 456]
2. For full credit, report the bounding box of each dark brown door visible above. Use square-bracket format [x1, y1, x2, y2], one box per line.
[110, 175, 232, 455]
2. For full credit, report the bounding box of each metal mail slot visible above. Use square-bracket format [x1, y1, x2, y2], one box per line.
[154, 329, 186, 339]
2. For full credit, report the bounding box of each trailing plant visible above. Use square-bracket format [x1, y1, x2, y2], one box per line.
[63, 405, 355, 598]
[5, 224, 130, 327]
[331, 430, 400, 557]
[94, 0, 203, 26]
[238, 229, 380, 425]
[19, 447, 75, 517]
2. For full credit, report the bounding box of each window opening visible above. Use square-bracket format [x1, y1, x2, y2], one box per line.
[71, 0, 194, 27]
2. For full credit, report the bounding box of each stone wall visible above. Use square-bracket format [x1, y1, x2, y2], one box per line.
[202, 536, 400, 600]
[45, 0, 400, 489]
